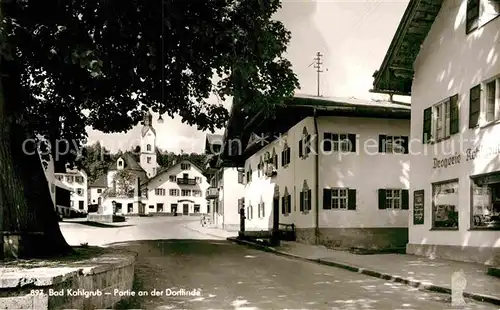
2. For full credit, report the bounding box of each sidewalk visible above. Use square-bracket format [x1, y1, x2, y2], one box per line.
[228, 238, 500, 305]
[184, 221, 238, 239]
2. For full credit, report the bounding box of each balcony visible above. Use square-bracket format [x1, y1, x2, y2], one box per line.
[177, 177, 197, 185]
[206, 187, 219, 199]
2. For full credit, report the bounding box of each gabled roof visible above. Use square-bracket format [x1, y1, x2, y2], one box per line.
[109, 152, 144, 171]
[221, 94, 411, 165]
[140, 159, 205, 188]
[204, 134, 223, 156]
[89, 174, 107, 188]
[141, 126, 156, 137]
[371, 0, 443, 96]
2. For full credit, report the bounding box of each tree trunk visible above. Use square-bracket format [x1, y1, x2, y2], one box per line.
[0, 9, 72, 258]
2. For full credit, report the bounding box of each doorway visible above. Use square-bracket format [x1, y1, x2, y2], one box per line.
[183, 204, 189, 215]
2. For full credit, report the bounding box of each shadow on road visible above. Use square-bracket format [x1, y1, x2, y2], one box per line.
[69, 221, 135, 228]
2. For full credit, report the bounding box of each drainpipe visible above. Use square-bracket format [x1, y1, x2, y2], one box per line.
[313, 109, 320, 245]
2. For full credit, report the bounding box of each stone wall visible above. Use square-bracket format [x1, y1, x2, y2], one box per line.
[296, 227, 408, 250]
[0, 251, 136, 309]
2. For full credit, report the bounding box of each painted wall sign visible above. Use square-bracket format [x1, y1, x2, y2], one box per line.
[465, 144, 500, 161]
[433, 153, 461, 169]
[413, 189, 424, 225]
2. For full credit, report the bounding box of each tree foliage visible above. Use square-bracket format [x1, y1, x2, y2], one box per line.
[112, 170, 135, 197]
[0, 0, 298, 257]
[77, 142, 110, 183]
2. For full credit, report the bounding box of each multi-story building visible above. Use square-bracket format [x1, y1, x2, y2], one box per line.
[140, 160, 209, 215]
[204, 134, 245, 231]
[372, 0, 500, 264]
[55, 168, 88, 212]
[220, 95, 411, 249]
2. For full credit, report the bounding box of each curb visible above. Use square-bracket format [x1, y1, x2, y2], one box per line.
[184, 224, 235, 240]
[227, 237, 500, 306]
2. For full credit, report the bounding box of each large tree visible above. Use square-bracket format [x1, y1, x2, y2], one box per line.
[0, 0, 298, 258]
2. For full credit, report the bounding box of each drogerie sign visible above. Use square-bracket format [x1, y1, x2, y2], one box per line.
[433, 153, 461, 169]
[433, 144, 500, 169]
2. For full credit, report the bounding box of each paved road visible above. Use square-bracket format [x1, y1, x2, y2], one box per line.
[60, 217, 498, 309]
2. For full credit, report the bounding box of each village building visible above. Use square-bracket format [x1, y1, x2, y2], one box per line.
[204, 134, 245, 230]
[220, 94, 411, 249]
[372, 0, 500, 264]
[54, 168, 88, 213]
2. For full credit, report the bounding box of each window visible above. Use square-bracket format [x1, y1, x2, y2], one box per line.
[193, 190, 202, 197]
[258, 201, 265, 218]
[246, 165, 252, 183]
[169, 175, 176, 182]
[75, 176, 83, 183]
[485, 77, 500, 123]
[299, 127, 312, 158]
[181, 189, 191, 196]
[157, 203, 164, 212]
[432, 180, 459, 229]
[66, 175, 73, 182]
[281, 142, 291, 167]
[281, 188, 292, 215]
[471, 174, 500, 229]
[117, 160, 123, 168]
[56, 175, 63, 181]
[237, 170, 245, 184]
[323, 188, 356, 210]
[194, 204, 200, 213]
[257, 157, 264, 177]
[423, 94, 459, 142]
[379, 135, 409, 154]
[378, 189, 409, 210]
[147, 157, 151, 164]
[76, 188, 84, 196]
[183, 173, 188, 179]
[97, 188, 102, 194]
[78, 201, 84, 210]
[195, 177, 202, 183]
[323, 133, 356, 153]
[181, 163, 191, 170]
[469, 85, 481, 128]
[467, 0, 500, 33]
[169, 189, 179, 196]
[147, 144, 152, 151]
[300, 181, 312, 213]
[127, 203, 133, 213]
[155, 188, 166, 196]
[149, 205, 154, 209]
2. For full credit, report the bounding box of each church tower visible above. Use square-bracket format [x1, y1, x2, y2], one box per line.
[140, 111, 159, 178]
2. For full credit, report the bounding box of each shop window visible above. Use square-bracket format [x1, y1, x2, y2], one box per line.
[471, 174, 500, 229]
[194, 204, 200, 213]
[432, 180, 459, 229]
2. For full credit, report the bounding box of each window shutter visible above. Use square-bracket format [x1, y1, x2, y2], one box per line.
[306, 134, 311, 154]
[323, 133, 332, 152]
[347, 134, 357, 152]
[274, 155, 278, 167]
[378, 189, 387, 209]
[299, 140, 303, 157]
[300, 191, 304, 211]
[287, 194, 292, 213]
[262, 203, 265, 217]
[258, 203, 261, 218]
[281, 196, 285, 214]
[238, 171, 244, 183]
[378, 135, 386, 152]
[402, 189, 409, 210]
[307, 189, 312, 210]
[466, 0, 479, 33]
[347, 189, 356, 210]
[323, 189, 332, 209]
[281, 152, 285, 167]
[402, 136, 409, 154]
[450, 94, 459, 135]
[423, 107, 432, 143]
[469, 85, 481, 128]
[286, 148, 291, 163]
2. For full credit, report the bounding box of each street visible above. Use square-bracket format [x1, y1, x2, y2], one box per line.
[60, 217, 498, 309]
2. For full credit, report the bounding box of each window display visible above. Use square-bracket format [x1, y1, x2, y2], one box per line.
[471, 178, 500, 229]
[432, 180, 459, 228]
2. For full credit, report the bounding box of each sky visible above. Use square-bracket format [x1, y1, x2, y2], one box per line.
[86, 0, 411, 154]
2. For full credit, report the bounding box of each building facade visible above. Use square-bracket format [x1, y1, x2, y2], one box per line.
[204, 134, 246, 231]
[372, 0, 500, 264]
[141, 160, 209, 215]
[224, 95, 411, 249]
[55, 168, 88, 212]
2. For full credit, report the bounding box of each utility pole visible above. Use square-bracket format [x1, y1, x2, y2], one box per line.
[313, 52, 323, 97]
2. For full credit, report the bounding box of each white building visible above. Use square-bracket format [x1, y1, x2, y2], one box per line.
[221, 95, 411, 249]
[372, 0, 500, 264]
[139, 112, 159, 178]
[40, 153, 73, 217]
[140, 160, 209, 215]
[55, 168, 88, 212]
[205, 134, 245, 231]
